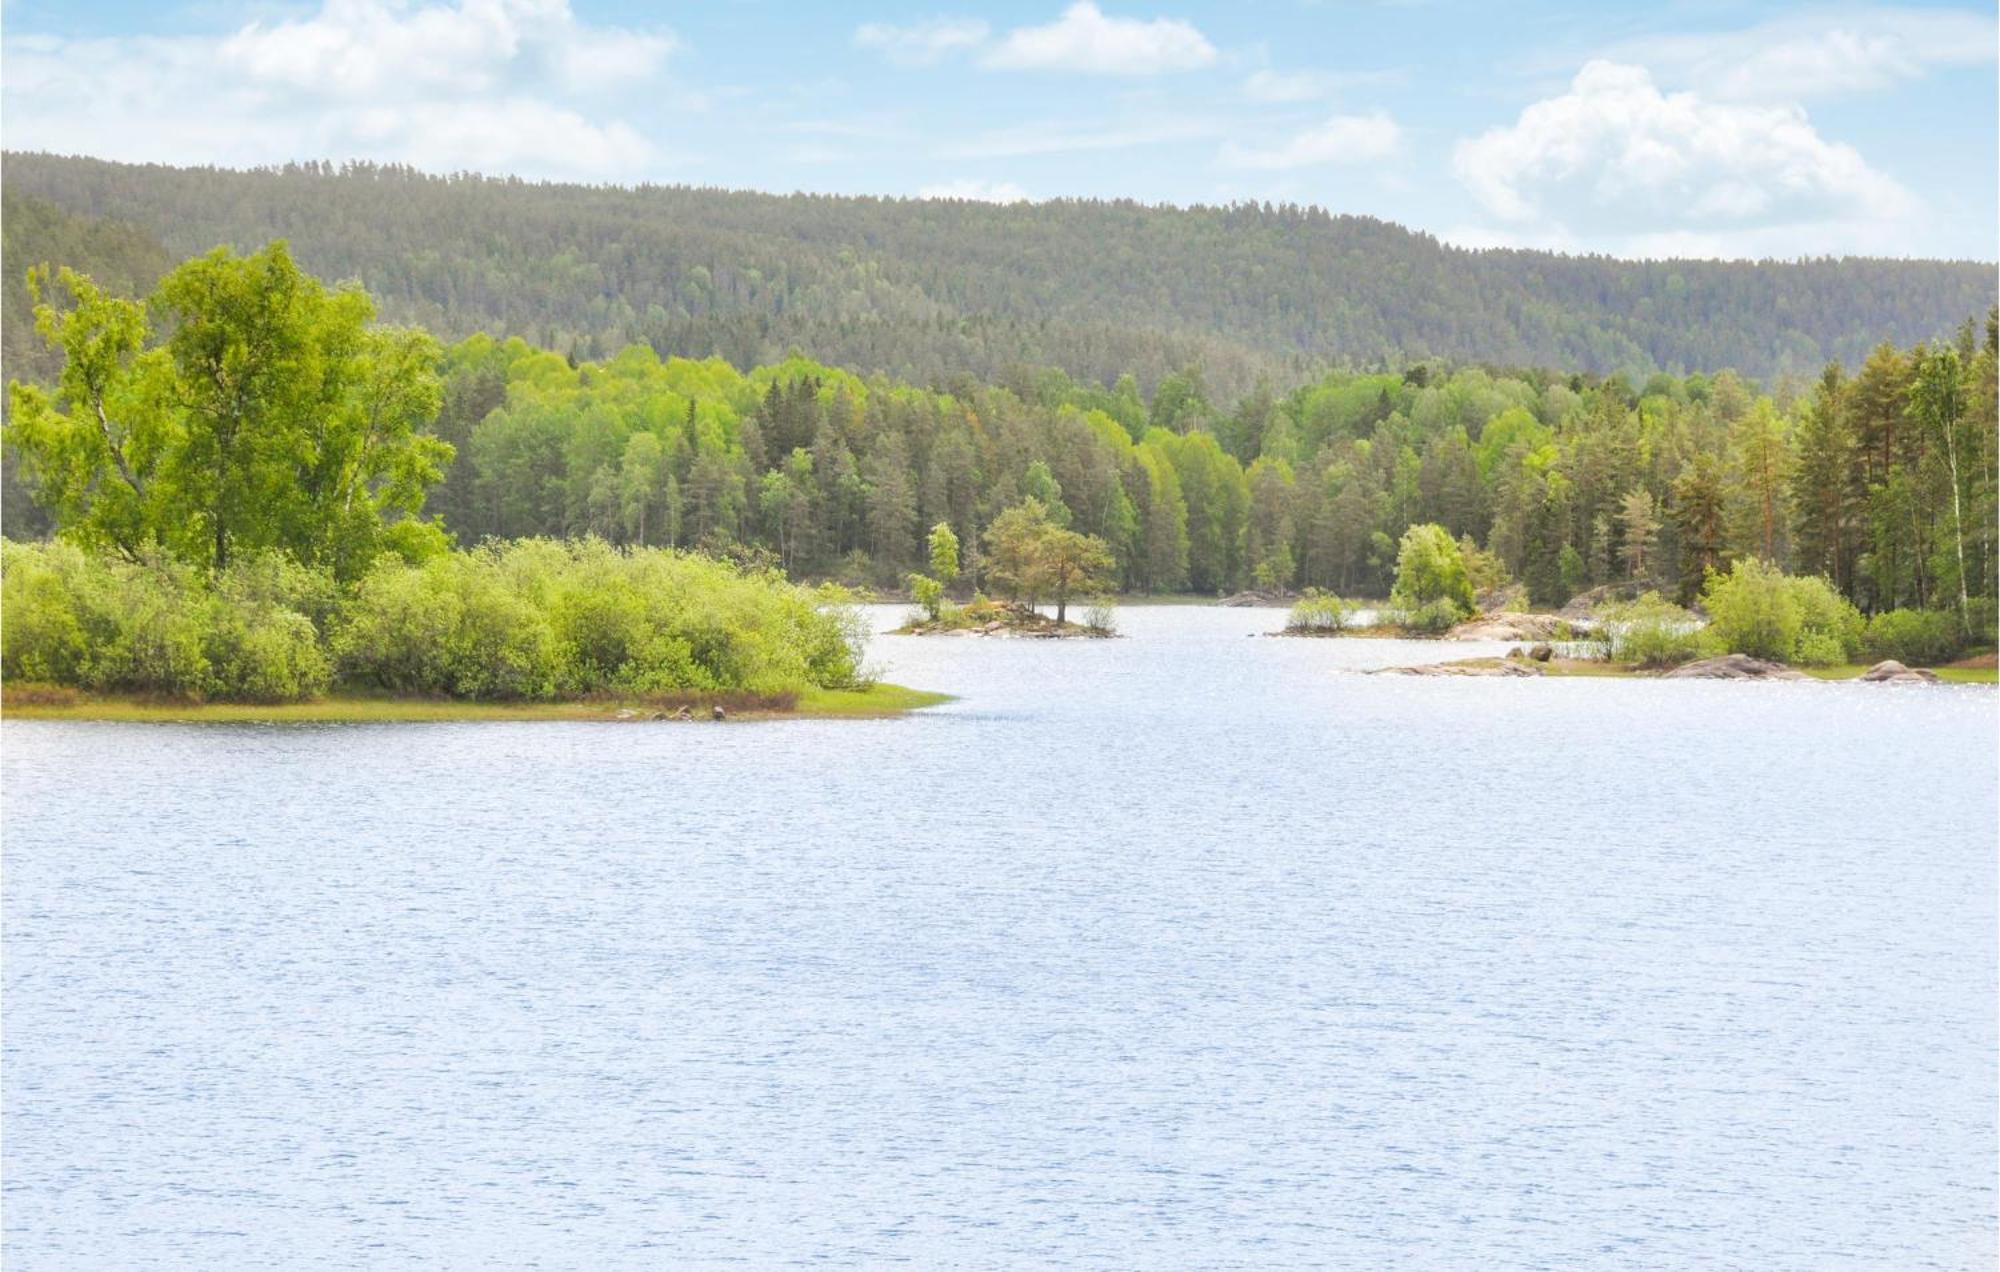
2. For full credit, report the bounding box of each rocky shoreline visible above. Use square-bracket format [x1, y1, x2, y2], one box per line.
[1370, 653, 1959, 683]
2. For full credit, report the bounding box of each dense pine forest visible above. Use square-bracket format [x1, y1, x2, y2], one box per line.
[4, 152, 1993, 395]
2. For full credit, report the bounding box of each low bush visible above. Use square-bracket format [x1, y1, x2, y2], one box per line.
[1863, 608, 1963, 667]
[1701, 559, 1862, 666]
[3, 536, 869, 703]
[1285, 589, 1353, 634]
[1601, 591, 1705, 667]
[1399, 597, 1463, 636]
[1082, 597, 1119, 636]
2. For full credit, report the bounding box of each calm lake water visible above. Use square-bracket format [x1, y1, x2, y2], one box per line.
[5, 606, 1996, 1269]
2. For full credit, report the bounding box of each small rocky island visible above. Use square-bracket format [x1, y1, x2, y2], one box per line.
[895, 599, 1117, 639]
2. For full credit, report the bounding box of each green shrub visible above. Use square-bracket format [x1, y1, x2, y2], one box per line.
[1602, 591, 1704, 667]
[1285, 589, 1353, 634]
[1787, 574, 1864, 663]
[68, 549, 215, 697]
[1701, 560, 1862, 665]
[205, 607, 331, 701]
[332, 557, 465, 694]
[1400, 597, 1463, 635]
[909, 573, 944, 622]
[1082, 597, 1118, 635]
[333, 539, 867, 699]
[2, 539, 89, 684]
[1863, 609, 1963, 667]
[1966, 597, 1998, 649]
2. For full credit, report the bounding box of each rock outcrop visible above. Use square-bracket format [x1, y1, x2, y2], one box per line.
[1377, 660, 1542, 677]
[1858, 659, 1941, 684]
[1217, 589, 1293, 607]
[1559, 581, 1659, 620]
[1447, 612, 1572, 642]
[1661, 654, 1808, 681]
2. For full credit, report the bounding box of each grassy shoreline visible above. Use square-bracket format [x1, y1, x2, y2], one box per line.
[0, 682, 951, 723]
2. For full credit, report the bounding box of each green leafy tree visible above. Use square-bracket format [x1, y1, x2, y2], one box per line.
[927, 520, 960, 587]
[6, 244, 448, 578]
[984, 497, 1117, 624]
[1389, 523, 1475, 619]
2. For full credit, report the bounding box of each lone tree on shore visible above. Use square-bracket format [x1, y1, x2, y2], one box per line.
[984, 497, 1116, 625]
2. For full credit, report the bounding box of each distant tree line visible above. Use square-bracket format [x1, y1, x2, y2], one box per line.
[4, 151, 1991, 399]
[405, 314, 1998, 631]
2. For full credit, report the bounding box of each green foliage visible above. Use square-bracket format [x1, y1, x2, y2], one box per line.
[1862, 609, 1964, 666]
[1457, 535, 1511, 599]
[1701, 559, 1864, 665]
[2, 537, 867, 702]
[1390, 524, 1474, 619]
[5, 239, 1993, 634]
[335, 539, 866, 698]
[1082, 598, 1118, 636]
[1601, 591, 1704, 667]
[4, 242, 449, 579]
[0, 539, 333, 700]
[983, 497, 1117, 623]
[926, 521, 960, 586]
[1398, 597, 1464, 635]
[1284, 589, 1353, 634]
[908, 573, 946, 623]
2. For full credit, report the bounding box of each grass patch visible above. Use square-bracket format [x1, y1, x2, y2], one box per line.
[0, 682, 950, 722]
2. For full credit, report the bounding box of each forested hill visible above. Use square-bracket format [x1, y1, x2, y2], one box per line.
[4, 151, 1993, 394]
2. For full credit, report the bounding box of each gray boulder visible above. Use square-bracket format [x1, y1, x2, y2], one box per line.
[1662, 654, 1807, 681]
[1380, 660, 1541, 677]
[1858, 659, 1941, 684]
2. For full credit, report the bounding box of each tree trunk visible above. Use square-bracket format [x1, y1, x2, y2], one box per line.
[1945, 427, 1970, 629]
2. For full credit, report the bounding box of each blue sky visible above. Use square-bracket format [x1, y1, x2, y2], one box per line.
[4, 1, 1995, 260]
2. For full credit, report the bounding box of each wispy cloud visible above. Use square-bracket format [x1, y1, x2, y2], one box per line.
[983, 2, 1216, 75]
[1221, 111, 1401, 168]
[1241, 67, 1401, 102]
[1600, 5, 1996, 101]
[853, 17, 990, 68]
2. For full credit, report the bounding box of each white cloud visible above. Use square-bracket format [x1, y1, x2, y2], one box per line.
[1, 0, 674, 181]
[220, 0, 673, 99]
[983, 2, 1216, 75]
[1222, 111, 1400, 169]
[1606, 6, 1997, 101]
[918, 178, 1033, 202]
[853, 17, 990, 67]
[1452, 60, 1919, 257]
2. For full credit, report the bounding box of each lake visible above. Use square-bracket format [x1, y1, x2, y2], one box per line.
[5, 605, 1995, 1268]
